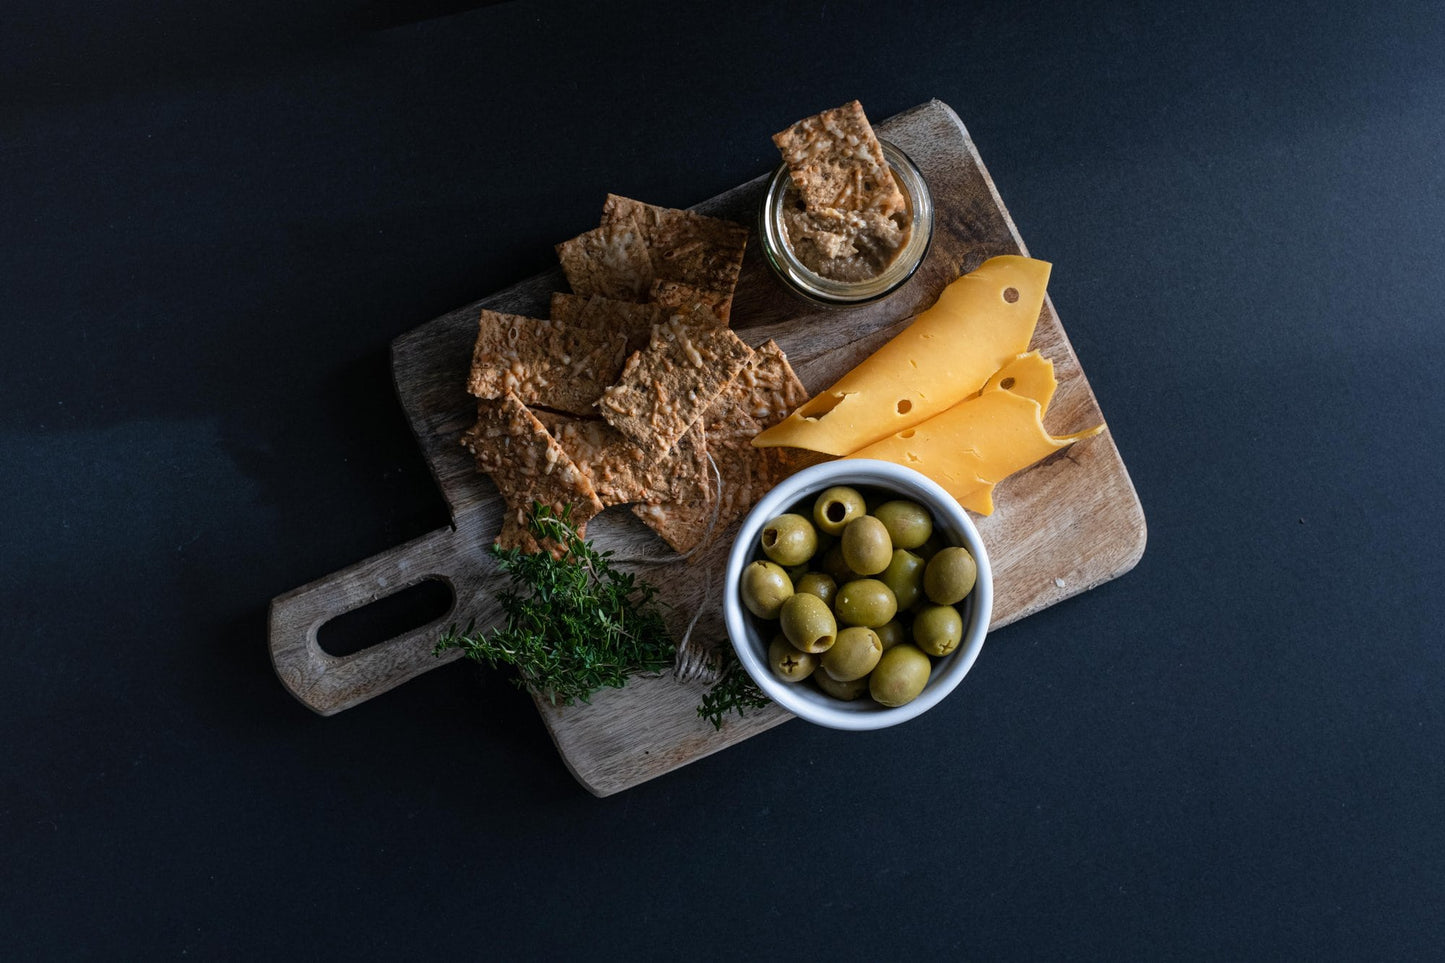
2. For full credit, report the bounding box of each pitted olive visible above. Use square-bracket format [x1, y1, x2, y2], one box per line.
[923, 546, 978, 605]
[873, 499, 933, 550]
[794, 571, 838, 607]
[840, 515, 893, 575]
[879, 549, 926, 611]
[869, 644, 932, 707]
[833, 578, 898, 628]
[821, 626, 884, 682]
[760, 513, 819, 567]
[912, 603, 963, 656]
[874, 619, 906, 650]
[779, 592, 837, 653]
[768, 634, 817, 683]
[812, 486, 867, 535]
[739, 559, 793, 619]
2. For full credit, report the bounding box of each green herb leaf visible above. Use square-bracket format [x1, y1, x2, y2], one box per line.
[436, 504, 676, 707]
[697, 646, 771, 730]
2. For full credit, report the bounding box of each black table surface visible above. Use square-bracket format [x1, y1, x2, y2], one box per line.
[6, 0, 1443, 957]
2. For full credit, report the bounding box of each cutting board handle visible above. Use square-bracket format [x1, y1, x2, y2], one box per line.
[268, 518, 495, 715]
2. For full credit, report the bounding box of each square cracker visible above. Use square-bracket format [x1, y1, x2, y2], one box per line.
[596, 305, 754, 458]
[533, 411, 710, 509]
[633, 340, 816, 557]
[460, 392, 605, 555]
[771, 100, 905, 217]
[575, 294, 667, 355]
[555, 212, 654, 302]
[648, 277, 734, 325]
[466, 309, 628, 416]
[601, 195, 747, 319]
[549, 291, 589, 326]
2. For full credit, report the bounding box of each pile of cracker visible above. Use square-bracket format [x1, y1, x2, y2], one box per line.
[461, 195, 813, 558]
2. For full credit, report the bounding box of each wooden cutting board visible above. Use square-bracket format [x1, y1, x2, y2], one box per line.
[269, 99, 1146, 796]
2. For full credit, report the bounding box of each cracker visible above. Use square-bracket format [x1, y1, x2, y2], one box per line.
[555, 212, 654, 301]
[771, 100, 904, 217]
[460, 392, 605, 555]
[575, 294, 667, 355]
[647, 208, 748, 304]
[602, 195, 747, 319]
[701, 339, 813, 531]
[549, 291, 589, 326]
[596, 305, 754, 458]
[632, 340, 812, 558]
[648, 278, 734, 325]
[466, 308, 627, 416]
[534, 411, 710, 508]
[631, 485, 719, 557]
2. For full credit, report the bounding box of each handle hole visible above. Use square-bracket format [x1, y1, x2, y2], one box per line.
[317, 577, 454, 657]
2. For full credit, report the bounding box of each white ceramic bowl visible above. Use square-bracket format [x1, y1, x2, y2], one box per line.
[724, 459, 993, 730]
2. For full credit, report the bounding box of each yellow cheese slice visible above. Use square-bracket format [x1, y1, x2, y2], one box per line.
[984, 350, 1058, 411]
[846, 353, 1103, 515]
[751, 255, 1052, 455]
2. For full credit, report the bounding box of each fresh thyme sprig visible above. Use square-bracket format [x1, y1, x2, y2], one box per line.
[436, 504, 676, 707]
[698, 645, 771, 730]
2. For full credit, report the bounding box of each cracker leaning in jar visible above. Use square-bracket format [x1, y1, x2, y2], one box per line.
[771, 100, 913, 283]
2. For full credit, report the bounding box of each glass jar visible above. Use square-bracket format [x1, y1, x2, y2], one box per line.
[758, 140, 934, 307]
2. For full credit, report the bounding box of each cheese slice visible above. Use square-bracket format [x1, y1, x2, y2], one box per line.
[846, 352, 1103, 515]
[751, 255, 1052, 455]
[984, 350, 1058, 411]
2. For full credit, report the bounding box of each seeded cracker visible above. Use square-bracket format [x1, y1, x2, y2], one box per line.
[466, 309, 627, 416]
[460, 392, 604, 555]
[575, 295, 666, 355]
[555, 212, 654, 302]
[601, 195, 748, 321]
[772, 100, 905, 217]
[648, 278, 735, 324]
[597, 305, 754, 458]
[548, 292, 588, 326]
[633, 340, 815, 557]
[533, 411, 710, 509]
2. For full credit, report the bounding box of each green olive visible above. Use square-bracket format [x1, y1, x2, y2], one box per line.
[779, 592, 837, 653]
[818, 543, 861, 583]
[822, 626, 884, 682]
[912, 603, 964, 657]
[794, 571, 838, 607]
[768, 634, 817, 683]
[814, 670, 869, 701]
[813, 486, 867, 536]
[879, 549, 926, 611]
[840, 515, 893, 575]
[872, 499, 933, 550]
[739, 559, 793, 619]
[874, 619, 906, 650]
[869, 644, 932, 707]
[760, 513, 819, 567]
[924, 546, 978, 605]
[833, 578, 898, 628]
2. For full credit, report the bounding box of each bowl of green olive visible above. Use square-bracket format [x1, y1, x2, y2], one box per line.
[723, 459, 993, 730]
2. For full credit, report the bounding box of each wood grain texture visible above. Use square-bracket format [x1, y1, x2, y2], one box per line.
[269, 100, 1146, 794]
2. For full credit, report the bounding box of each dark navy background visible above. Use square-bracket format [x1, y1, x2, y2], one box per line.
[4, 1, 1442, 957]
